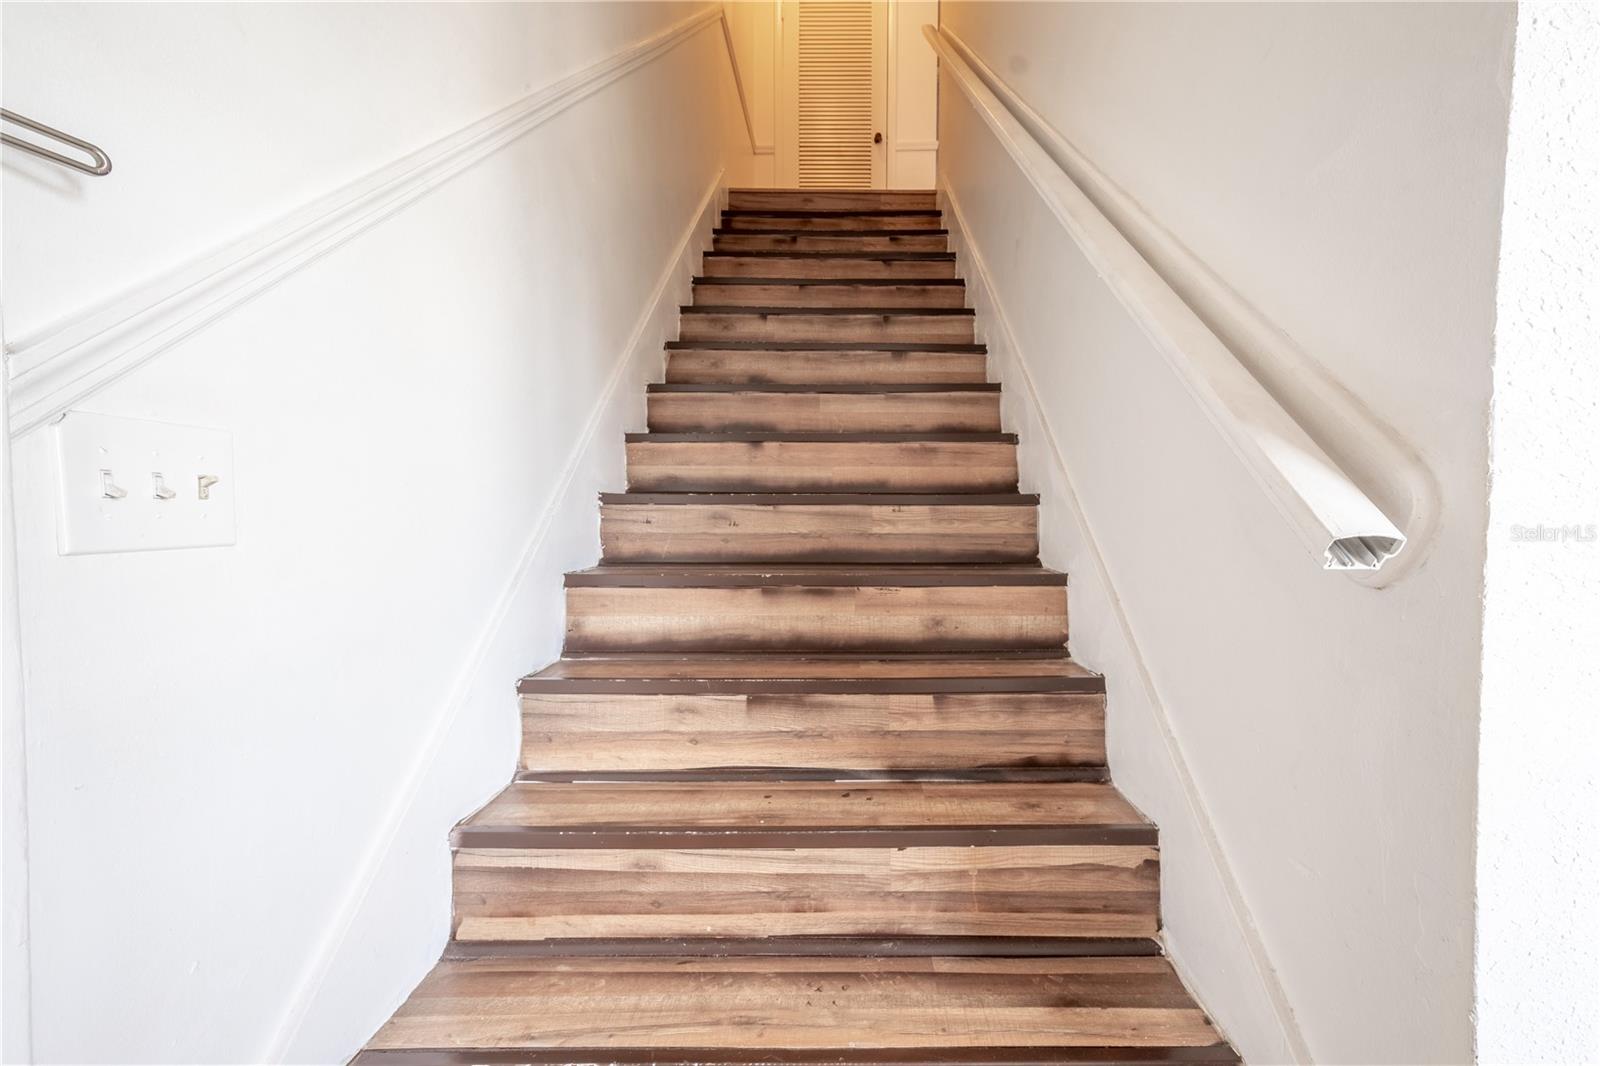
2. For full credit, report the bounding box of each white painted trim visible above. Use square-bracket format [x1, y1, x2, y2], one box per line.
[925, 24, 1406, 576]
[942, 181, 1312, 1064]
[886, 0, 899, 188]
[5, 4, 726, 439]
[895, 139, 939, 152]
[0, 299, 36, 1065]
[261, 170, 726, 1063]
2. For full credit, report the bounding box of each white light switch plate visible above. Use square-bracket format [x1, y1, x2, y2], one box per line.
[54, 411, 236, 555]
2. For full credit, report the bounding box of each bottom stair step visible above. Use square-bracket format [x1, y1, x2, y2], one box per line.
[358, 955, 1237, 1063]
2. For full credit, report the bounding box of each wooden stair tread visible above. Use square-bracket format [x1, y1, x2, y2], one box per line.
[703, 250, 957, 259]
[677, 309, 975, 344]
[442, 936, 1161, 958]
[645, 386, 1002, 433]
[462, 781, 1147, 833]
[665, 340, 987, 352]
[598, 492, 1036, 504]
[625, 436, 1018, 494]
[691, 282, 968, 308]
[728, 188, 938, 206]
[665, 349, 988, 386]
[693, 275, 966, 284]
[721, 209, 944, 218]
[359, 189, 1236, 1063]
[714, 236, 952, 253]
[646, 383, 999, 392]
[626, 431, 1015, 441]
[564, 564, 1065, 587]
[681, 305, 974, 315]
[713, 226, 950, 236]
[358, 955, 1231, 1058]
[722, 217, 948, 234]
[596, 494, 1039, 564]
[518, 655, 1102, 696]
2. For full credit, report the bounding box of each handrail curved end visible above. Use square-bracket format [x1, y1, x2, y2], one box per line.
[1325, 534, 1404, 572]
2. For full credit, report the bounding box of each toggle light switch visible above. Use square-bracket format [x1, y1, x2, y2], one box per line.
[54, 411, 236, 554]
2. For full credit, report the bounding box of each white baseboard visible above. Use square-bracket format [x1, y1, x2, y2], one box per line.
[940, 179, 1312, 1066]
[261, 169, 725, 1063]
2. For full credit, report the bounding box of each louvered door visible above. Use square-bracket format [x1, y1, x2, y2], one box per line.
[779, 0, 886, 188]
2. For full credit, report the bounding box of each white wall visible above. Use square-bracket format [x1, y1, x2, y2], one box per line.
[1476, 4, 1600, 1061]
[938, 3, 1514, 1062]
[1, 3, 730, 1062]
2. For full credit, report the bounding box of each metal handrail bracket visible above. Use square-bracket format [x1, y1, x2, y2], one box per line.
[1, 108, 113, 176]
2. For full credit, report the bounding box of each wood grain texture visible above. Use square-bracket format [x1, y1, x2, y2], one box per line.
[665, 349, 988, 385]
[562, 564, 1065, 587]
[523, 656, 1101, 683]
[453, 842, 1158, 941]
[646, 391, 1000, 433]
[356, 1050, 1236, 1065]
[468, 781, 1141, 828]
[692, 281, 967, 308]
[701, 254, 958, 280]
[728, 189, 939, 211]
[722, 214, 944, 233]
[599, 501, 1037, 563]
[625, 439, 1018, 493]
[714, 233, 949, 253]
[520, 691, 1105, 771]
[678, 310, 975, 345]
[364, 955, 1224, 1052]
[357, 189, 1236, 1065]
[564, 583, 1067, 654]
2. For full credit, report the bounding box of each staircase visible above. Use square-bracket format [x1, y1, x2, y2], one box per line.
[355, 189, 1238, 1065]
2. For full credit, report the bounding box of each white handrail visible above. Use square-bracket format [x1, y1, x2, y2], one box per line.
[718, 5, 760, 154]
[925, 23, 1406, 574]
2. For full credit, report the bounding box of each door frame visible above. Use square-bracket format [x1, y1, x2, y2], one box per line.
[775, 0, 889, 188]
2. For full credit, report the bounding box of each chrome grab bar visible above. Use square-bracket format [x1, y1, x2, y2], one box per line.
[1, 108, 112, 175]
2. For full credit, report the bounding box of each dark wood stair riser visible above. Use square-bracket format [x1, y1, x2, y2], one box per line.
[693, 280, 967, 308]
[599, 499, 1037, 563]
[625, 437, 1019, 493]
[701, 253, 958, 280]
[679, 309, 976, 345]
[721, 213, 944, 233]
[665, 349, 989, 385]
[451, 843, 1157, 941]
[450, 780, 1153, 941]
[714, 233, 950, 253]
[728, 188, 939, 211]
[562, 583, 1068, 655]
[646, 390, 1001, 433]
[521, 691, 1106, 772]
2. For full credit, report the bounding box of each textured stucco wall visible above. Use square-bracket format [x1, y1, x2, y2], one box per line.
[1476, 3, 1600, 1061]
